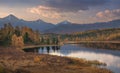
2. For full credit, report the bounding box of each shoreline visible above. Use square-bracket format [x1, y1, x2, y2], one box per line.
[0, 47, 112, 73]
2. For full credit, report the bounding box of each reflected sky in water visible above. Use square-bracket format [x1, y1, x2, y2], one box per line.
[38, 44, 120, 73]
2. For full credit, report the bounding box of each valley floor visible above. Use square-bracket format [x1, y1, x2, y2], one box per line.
[0, 47, 112, 73]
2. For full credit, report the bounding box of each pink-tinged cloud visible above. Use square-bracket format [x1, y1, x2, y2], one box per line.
[28, 6, 62, 18]
[0, 8, 6, 17]
[96, 9, 120, 20]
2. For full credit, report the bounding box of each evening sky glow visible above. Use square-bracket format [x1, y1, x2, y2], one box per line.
[0, 0, 120, 24]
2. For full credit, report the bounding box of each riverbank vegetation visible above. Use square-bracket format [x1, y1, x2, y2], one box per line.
[80, 43, 120, 50]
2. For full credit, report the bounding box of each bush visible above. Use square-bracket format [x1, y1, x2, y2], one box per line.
[34, 56, 41, 63]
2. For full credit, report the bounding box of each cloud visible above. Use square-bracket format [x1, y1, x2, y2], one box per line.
[0, 0, 119, 13]
[28, 0, 109, 18]
[96, 9, 120, 20]
[0, 8, 10, 18]
[40, 0, 108, 12]
[28, 6, 62, 18]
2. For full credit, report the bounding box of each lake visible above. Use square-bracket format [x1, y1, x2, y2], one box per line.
[24, 44, 120, 73]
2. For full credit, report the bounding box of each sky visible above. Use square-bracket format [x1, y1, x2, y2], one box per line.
[0, 0, 120, 24]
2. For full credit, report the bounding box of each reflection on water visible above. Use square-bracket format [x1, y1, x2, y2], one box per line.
[23, 44, 120, 73]
[24, 46, 60, 54]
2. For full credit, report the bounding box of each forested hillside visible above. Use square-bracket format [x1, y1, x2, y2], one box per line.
[62, 28, 120, 41]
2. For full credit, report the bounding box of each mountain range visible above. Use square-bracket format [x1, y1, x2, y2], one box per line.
[0, 14, 120, 34]
[44, 20, 120, 34]
[0, 14, 55, 31]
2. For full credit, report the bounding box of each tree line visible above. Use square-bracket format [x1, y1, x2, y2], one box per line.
[0, 23, 60, 47]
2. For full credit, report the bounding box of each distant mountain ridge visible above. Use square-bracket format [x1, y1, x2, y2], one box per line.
[44, 19, 120, 34]
[0, 14, 120, 34]
[0, 14, 55, 31]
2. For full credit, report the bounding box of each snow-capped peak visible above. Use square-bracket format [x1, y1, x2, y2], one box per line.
[3, 14, 19, 21]
[36, 19, 45, 23]
[57, 20, 72, 25]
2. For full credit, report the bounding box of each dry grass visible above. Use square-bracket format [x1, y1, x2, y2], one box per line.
[0, 47, 112, 73]
[0, 66, 4, 73]
[34, 56, 41, 63]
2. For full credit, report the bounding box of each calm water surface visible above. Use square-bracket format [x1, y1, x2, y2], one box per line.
[24, 44, 120, 73]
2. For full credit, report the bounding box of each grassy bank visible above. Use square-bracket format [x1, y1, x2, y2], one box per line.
[0, 47, 112, 73]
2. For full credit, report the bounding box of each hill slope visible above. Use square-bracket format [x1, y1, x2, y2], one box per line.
[62, 28, 120, 41]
